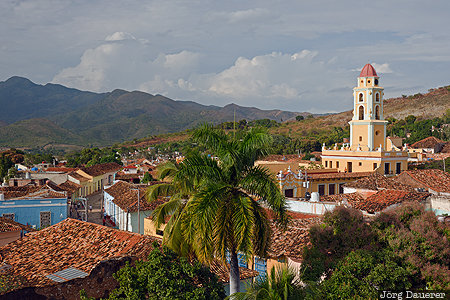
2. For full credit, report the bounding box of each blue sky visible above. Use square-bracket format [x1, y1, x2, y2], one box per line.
[1, 0, 449, 113]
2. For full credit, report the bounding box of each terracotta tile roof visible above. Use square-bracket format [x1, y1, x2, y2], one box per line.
[105, 181, 166, 213]
[268, 217, 322, 261]
[411, 136, 444, 149]
[264, 208, 317, 220]
[115, 172, 142, 180]
[57, 180, 82, 193]
[68, 171, 90, 182]
[440, 142, 450, 153]
[0, 218, 160, 292]
[397, 169, 450, 193]
[261, 154, 307, 162]
[45, 167, 77, 173]
[209, 261, 259, 283]
[79, 163, 122, 177]
[0, 186, 42, 199]
[45, 180, 65, 192]
[344, 173, 414, 191]
[320, 192, 365, 204]
[0, 217, 36, 232]
[309, 171, 372, 180]
[350, 190, 430, 214]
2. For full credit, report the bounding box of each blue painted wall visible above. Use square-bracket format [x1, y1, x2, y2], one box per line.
[0, 198, 67, 228]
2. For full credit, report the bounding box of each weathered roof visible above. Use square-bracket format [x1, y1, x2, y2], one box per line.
[268, 218, 322, 261]
[410, 136, 444, 149]
[344, 172, 414, 191]
[396, 169, 450, 193]
[79, 163, 122, 177]
[57, 180, 82, 193]
[68, 171, 90, 182]
[0, 218, 161, 292]
[309, 171, 372, 180]
[0, 185, 66, 200]
[0, 217, 36, 233]
[351, 189, 430, 214]
[105, 181, 166, 213]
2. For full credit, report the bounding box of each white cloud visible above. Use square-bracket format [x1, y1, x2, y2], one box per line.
[105, 32, 136, 41]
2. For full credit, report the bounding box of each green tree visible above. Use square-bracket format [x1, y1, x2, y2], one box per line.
[82, 245, 225, 300]
[140, 172, 154, 183]
[148, 125, 288, 294]
[295, 115, 304, 121]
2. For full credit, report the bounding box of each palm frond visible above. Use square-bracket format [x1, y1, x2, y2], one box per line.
[146, 183, 175, 202]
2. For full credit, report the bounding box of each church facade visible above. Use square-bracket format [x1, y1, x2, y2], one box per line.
[321, 64, 408, 175]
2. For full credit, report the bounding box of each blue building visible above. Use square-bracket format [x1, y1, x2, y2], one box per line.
[0, 185, 68, 229]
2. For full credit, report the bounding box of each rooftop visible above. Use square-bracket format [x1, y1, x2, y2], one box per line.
[0, 184, 66, 200]
[0, 218, 161, 291]
[359, 63, 378, 77]
[57, 180, 82, 193]
[268, 218, 322, 261]
[411, 136, 445, 149]
[104, 181, 166, 213]
[79, 162, 122, 177]
[344, 172, 414, 191]
[0, 217, 36, 233]
[396, 169, 450, 194]
[351, 189, 430, 214]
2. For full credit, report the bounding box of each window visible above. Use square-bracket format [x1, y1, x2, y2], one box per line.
[329, 184, 335, 195]
[347, 162, 353, 173]
[325, 161, 328, 168]
[330, 161, 333, 168]
[396, 162, 402, 174]
[336, 161, 340, 168]
[373, 163, 378, 170]
[359, 136, 363, 142]
[359, 106, 364, 120]
[284, 189, 294, 198]
[375, 79, 379, 85]
[359, 93, 364, 102]
[40, 211, 51, 228]
[359, 162, 362, 166]
[339, 183, 345, 194]
[318, 185, 325, 196]
[2, 213, 15, 221]
[375, 105, 380, 120]
[368, 80, 371, 84]
[375, 93, 380, 102]
[375, 130, 380, 136]
[384, 163, 390, 175]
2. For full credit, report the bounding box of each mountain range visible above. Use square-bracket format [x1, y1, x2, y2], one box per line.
[0, 77, 306, 148]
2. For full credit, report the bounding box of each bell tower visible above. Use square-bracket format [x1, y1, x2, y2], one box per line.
[349, 64, 387, 151]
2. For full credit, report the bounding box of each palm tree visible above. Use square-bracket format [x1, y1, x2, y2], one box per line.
[230, 266, 304, 300]
[147, 125, 288, 294]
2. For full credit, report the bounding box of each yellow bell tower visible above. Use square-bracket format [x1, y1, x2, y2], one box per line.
[349, 63, 388, 151]
[321, 63, 408, 175]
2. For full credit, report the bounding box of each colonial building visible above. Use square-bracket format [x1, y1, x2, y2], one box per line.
[321, 64, 408, 175]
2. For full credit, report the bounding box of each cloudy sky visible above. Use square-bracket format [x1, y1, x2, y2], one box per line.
[1, 0, 449, 113]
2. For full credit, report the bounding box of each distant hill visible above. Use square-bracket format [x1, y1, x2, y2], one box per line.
[0, 77, 104, 124]
[0, 77, 306, 148]
[270, 86, 450, 139]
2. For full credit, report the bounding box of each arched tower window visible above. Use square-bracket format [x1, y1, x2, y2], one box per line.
[375, 105, 380, 120]
[375, 93, 380, 102]
[359, 105, 364, 120]
[359, 93, 364, 102]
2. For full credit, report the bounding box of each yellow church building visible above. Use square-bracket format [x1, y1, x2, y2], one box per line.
[321, 64, 408, 175]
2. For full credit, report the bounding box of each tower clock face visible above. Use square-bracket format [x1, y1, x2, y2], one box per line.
[374, 79, 379, 85]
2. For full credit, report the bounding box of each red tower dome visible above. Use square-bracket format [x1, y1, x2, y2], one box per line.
[359, 63, 378, 77]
